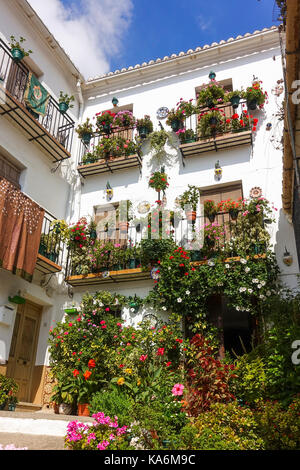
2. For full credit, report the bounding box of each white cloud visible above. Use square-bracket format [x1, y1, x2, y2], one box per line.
[196, 14, 212, 32]
[27, 0, 133, 79]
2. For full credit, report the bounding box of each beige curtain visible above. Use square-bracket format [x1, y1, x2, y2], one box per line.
[0, 177, 44, 282]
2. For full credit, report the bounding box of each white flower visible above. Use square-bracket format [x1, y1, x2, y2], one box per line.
[240, 258, 247, 264]
[252, 279, 259, 284]
[245, 267, 250, 273]
[261, 280, 266, 286]
[259, 294, 266, 300]
[248, 288, 253, 294]
[225, 264, 230, 269]
[236, 306, 240, 311]
[217, 282, 223, 287]
[168, 267, 171, 271]
[266, 290, 271, 296]
[208, 260, 215, 266]
[239, 287, 247, 293]
[186, 290, 190, 295]
[257, 284, 262, 289]
[130, 308, 135, 313]
[177, 298, 182, 303]
[162, 306, 167, 311]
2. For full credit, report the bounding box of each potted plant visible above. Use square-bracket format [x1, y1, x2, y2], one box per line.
[166, 108, 185, 132]
[9, 35, 33, 62]
[223, 198, 243, 220]
[242, 80, 268, 110]
[39, 232, 61, 263]
[96, 110, 116, 134]
[113, 110, 136, 128]
[82, 152, 97, 165]
[0, 375, 18, 411]
[178, 185, 200, 223]
[148, 170, 169, 194]
[197, 80, 225, 108]
[7, 393, 18, 412]
[176, 128, 196, 144]
[176, 98, 197, 118]
[76, 118, 94, 145]
[197, 109, 225, 138]
[136, 115, 154, 138]
[58, 91, 75, 114]
[203, 200, 218, 223]
[88, 219, 98, 240]
[225, 90, 242, 109]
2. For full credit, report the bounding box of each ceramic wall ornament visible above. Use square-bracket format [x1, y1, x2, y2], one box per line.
[214, 160, 222, 181]
[249, 187, 263, 199]
[156, 107, 169, 120]
[106, 181, 113, 201]
[102, 271, 110, 278]
[266, 123, 272, 131]
[282, 247, 293, 266]
[137, 201, 151, 214]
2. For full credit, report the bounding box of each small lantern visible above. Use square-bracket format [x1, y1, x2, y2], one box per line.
[106, 181, 113, 201]
[266, 123, 272, 131]
[214, 160, 222, 180]
[209, 70, 216, 81]
[112, 97, 119, 107]
[282, 247, 293, 266]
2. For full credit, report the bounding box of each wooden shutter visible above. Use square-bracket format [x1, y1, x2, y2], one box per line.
[94, 203, 127, 247]
[0, 155, 21, 189]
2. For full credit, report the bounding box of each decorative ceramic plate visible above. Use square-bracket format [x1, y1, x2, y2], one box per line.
[156, 107, 169, 120]
[137, 201, 151, 214]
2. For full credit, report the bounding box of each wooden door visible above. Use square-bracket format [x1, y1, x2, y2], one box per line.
[7, 301, 42, 403]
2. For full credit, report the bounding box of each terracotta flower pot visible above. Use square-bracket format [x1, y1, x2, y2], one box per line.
[119, 221, 129, 233]
[53, 403, 59, 414]
[186, 210, 196, 223]
[77, 403, 90, 416]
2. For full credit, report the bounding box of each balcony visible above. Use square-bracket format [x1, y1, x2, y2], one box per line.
[179, 101, 253, 161]
[77, 127, 142, 177]
[0, 39, 74, 162]
[64, 210, 267, 287]
[35, 211, 66, 275]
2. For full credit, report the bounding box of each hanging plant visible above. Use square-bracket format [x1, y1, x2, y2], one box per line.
[196, 80, 225, 108]
[75, 118, 94, 144]
[166, 108, 185, 131]
[95, 110, 116, 134]
[136, 115, 153, 138]
[9, 35, 32, 62]
[242, 80, 268, 110]
[197, 109, 225, 138]
[148, 171, 169, 193]
[113, 110, 136, 128]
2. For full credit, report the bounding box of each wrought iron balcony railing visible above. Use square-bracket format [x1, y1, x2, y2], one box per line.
[0, 39, 75, 162]
[65, 210, 267, 285]
[36, 210, 66, 274]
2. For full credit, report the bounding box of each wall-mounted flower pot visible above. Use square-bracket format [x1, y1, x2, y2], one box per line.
[247, 99, 257, 110]
[64, 308, 78, 314]
[186, 210, 196, 223]
[229, 95, 240, 109]
[103, 123, 112, 135]
[81, 133, 92, 145]
[171, 119, 183, 132]
[59, 102, 69, 114]
[119, 221, 129, 233]
[207, 213, 216, 223]
[184, 137, 196, 144]
[11, 47, 25, 62]
[138, 126, 149, 139]
[77, 403, 90, 416]
[229, 208, 239, 220]
[89, 229, 97, 240]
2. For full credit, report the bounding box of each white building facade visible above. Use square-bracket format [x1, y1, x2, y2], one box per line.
[0, 1, 298, 408]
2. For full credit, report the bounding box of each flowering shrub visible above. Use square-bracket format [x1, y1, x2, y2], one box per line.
[176, 98, 197, 117]
[185, 334, 237, 415]
[197, 109, 225, 138]
[136, 115, 153, 133]
[95, 110, 116, 131]
[176, 128, 196, 144]
[65, 413, 128, 450]
[113, 110, 136, 128]
[95, 135, 139, 160]
[242, 80, 268, 108]
[196, 80, 225, 107]
[166, 107, 186, 126]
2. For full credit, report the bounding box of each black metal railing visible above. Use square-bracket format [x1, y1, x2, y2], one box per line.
[65, 211, 266, 278]
[181, 100, 251, 142]
[0, 39, 74, 153]
[78, 126, 136, 166]
[38, 211, 66, 267]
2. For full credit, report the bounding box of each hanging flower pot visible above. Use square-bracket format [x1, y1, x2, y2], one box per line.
[209, 117, 218, 129]
[103, 123, 112, 135]
[171, 119, 183, 132]
[59, 102, 69, 114]
[229, 208, 239, 220]
[81, 133, 92, 145]
[119, 221, 129, 233]
[207, 213, 216, 223]
[77, 403, 90, 416]
[11, 47, 25, 62]
[138, 126, 150, 139]
[247, 99, 257, 111]
[229, 95, 240, 109]
[186, 210, 197, 223]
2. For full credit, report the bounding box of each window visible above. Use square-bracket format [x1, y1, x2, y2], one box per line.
[195, 78, 234, 119]
[101, 104, 134, 141]
[0, 154, 21, 189]
[200, 182, 243, 226]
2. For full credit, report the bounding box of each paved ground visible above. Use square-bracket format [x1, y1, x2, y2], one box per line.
[0, 410, 94, 450]
[0, 432, 66, 450]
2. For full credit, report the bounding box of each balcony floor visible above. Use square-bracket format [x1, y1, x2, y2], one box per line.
[35, 253, 62, 275]
[65, 267, 151, 286]
[180, 130, 253, 158]
[0, 86, 71, 162]
[77, 153, 142, 177]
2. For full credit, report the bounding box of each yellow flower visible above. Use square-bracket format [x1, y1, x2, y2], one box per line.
[117, 377, 125, 386]
[137, 379, 141, 386]
[125, 368, 132, 375]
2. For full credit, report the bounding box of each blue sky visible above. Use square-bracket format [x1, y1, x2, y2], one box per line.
[109, 0, 279, 72]
[28, 0, 280, 79]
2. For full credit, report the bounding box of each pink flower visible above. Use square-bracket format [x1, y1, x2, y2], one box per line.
[156, 348, 165, 356]
[139, 354, 148, 361]
[100, 320, 106, 325]
[172, 383, 184, 396]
